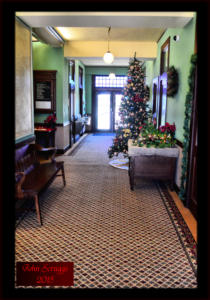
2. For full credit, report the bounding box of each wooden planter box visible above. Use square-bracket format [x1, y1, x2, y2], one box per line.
[128, 140, 179, 191]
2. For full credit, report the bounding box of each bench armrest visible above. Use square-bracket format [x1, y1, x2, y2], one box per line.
[15, 172, 26, 198]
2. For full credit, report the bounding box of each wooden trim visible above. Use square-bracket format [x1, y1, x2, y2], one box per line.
[92, 75, 96, 132]
[156, 29, 166, 44]
[175, 139, 183, 148]
[33, 70, 57, 114]
[160, 37, 170, 75]
[35, 122, 70, 127]
[15, 136, 36, 149]
[194, 17, 197, 54]
[186, 64, 197, 216]
[56, 144, 71, 154]
[174, 182, 180, 194]
[95, 87, 123, 92]
[158, 80, 163, 127]
[56, 123, 66, 127]
[92, 74, 124, 132]
[161, 37, 170, 54]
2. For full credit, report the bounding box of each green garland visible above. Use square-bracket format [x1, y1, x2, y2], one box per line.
[179, 54, 197, 204]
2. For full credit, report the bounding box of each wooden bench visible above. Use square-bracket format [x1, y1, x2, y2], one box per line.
[15, 143, 66, 226]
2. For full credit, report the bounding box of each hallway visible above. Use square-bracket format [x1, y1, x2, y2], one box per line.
[15, 134, 197, 289]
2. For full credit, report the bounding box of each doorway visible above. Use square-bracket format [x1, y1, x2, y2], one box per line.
[95, 91, 122, 132]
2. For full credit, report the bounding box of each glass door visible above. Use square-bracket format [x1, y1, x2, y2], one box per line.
[96, 93, 111, 130]
[95, 91, 122, 132]
[114, 93, 122, 130]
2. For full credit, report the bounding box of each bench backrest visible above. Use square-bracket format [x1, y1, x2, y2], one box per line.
[15, 144, 39, 174]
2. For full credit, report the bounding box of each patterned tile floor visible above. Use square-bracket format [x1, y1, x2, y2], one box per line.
[15, 134, 197, 288]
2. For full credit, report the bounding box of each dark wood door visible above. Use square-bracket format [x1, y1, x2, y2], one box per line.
[186, 65, 197, 219]
[152, 76, 159, 128]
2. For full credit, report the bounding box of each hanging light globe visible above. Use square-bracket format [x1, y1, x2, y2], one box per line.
[103, 51, 114, 64]
[109, 72, 116, 79]
[103, 27, 114, 64]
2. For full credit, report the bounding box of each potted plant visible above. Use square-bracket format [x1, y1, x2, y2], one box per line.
[44, 113, 57, 131]
[132, 122, 176, 148]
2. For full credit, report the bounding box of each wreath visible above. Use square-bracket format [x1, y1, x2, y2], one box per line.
[167, 66, 179, 97]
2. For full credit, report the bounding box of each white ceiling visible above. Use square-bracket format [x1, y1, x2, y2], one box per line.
[16, 12, 194, 28]
[16, 11, 194, 66]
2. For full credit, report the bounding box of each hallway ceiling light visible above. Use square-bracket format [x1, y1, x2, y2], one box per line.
[109, 73, 116, 79]
[56, 27, 72, 40]
[103, 26, 114, 64]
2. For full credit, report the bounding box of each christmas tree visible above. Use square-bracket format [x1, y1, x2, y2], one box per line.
[108, 54, 151, 158]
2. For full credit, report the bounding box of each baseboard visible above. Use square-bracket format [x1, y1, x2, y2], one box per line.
[64, 133, 88, 156]
[56, 144, 71, 154]
[175, 139, 183, 148]
[174, 182, 180, 194]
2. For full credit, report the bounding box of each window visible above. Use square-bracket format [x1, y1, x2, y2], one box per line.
[95, 76, 127, 88]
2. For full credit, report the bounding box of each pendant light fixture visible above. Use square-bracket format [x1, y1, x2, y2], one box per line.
[103, 26, 114, 64]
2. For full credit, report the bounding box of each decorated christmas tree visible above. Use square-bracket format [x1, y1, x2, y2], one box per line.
[108, 54, 151, 158]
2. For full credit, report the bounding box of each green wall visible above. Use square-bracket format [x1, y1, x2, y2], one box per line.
[33, 43, 86, 124]
[85, 66, 128, 114]
[32, 42, 68, 124]
[145, 14, 196, 142]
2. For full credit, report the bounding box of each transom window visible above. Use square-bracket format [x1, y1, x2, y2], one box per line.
[95, 76, 127, 88]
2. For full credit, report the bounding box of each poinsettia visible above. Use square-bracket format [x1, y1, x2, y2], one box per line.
[44, 113, 57, 129]
[159, 122, 176, 137]
[133, 121, 176, 148]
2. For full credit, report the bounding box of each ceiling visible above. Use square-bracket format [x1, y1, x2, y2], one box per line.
[55, 27, 165, 42]
[16, 12, 194, 66]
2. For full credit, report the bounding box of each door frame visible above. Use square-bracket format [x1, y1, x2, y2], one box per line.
[94, 90, 123, 132]
[186, 64, 197, 219]
[92, 77, 123, 132]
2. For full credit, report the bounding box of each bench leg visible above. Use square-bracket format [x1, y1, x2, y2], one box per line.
[34, 194, 42, 226]
[61, 164, 66, 186]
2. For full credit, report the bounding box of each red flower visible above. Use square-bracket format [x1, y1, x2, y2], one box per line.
[159, 122, 176, 135]
[133, 95, 144, 103]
